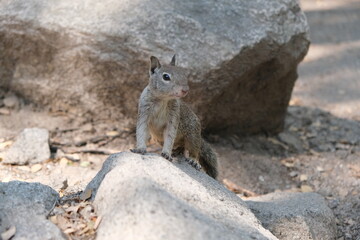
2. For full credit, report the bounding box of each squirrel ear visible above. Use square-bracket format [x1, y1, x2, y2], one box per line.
[170, 54, 176, 66]
[150, 56, 161, 74]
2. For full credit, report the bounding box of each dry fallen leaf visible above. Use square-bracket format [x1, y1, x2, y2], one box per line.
[268, 138, 289, 150]
[80, 189, 93, 201]
[94, 216, 102, 230]
[50, 215, 58, 224]
[223, 179, 258, 197]
[65, 205, 81, 214]
[316, 166, 325, 172]
[1, 226, 16, 240]
[300, 185, 313, 192]
[0, 140, 13, 150]
[281, 158, 296, 168]
[288, 187, 301, 193]
[289, 98, 302, 106]
[2, 176, 11, 182]
[80, 161, 91, 168]
[63, 228, 76, 234]
[56, 215, 71, 230]
[309, 149, 320, 156]
[77, 223, 87, 230]
[299, 174, 308, 182]
[78, 226, 90, 235]
[80, 205, 95, 220]
[106, 131, 120, 137]
[288, 126, 298, 132]
[66, 154, 81, 161]
[51, 200, 99, 239]
[31, 164, 42, 173]
[0, 108, 11, 115]
[59, 158, 69, 167]
[349, 165, 360, 178]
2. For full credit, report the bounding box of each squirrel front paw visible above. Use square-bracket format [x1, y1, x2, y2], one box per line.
[161, 152, 173, 162]
[185, 158, 202, 171]
[130, 148, 147, 155]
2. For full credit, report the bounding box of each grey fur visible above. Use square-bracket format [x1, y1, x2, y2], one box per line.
[131, 56, 219, 179]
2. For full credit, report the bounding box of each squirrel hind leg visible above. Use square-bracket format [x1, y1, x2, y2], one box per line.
[185, 157, 202, 171]
[173, 146, 201, 171]
[172, 146, 185, 157]
[183, 138, 203, 171]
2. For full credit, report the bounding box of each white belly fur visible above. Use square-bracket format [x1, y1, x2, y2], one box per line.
[148, 101, 169, 143]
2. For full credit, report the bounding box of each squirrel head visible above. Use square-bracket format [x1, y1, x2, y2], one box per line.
[148, 55, 190, 99]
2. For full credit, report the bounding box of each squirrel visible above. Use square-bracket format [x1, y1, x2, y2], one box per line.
[131, 55, 219, 179]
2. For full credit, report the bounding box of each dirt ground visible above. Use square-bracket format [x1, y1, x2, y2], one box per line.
[0, 0, 359, 239]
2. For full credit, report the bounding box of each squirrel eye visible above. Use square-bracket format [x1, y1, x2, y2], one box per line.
[162, 73, 171, 81]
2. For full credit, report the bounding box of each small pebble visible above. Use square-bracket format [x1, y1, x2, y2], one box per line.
[31, 164, 42, 173]
[3, 95, 19, 109]
[289, 171, 299, 177]
[328, 199, 339, 209]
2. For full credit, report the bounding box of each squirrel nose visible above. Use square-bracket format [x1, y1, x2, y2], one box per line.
[181, 86, 189, 94]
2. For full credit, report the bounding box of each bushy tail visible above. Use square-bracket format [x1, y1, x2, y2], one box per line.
[199, 139, 219, 179]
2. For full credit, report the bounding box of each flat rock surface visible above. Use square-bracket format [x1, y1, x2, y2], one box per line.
[1, 128, 50, 165]
[87, 152, 277, 240]
[0, 181, 64, 240]
[246, 192, 337, 240]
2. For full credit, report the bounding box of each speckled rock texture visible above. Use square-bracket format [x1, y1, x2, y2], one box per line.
[0, 181, 64, 240]
[84, 152, 278, 240]
[246, 192, 337, 240]
[0, 0, 309, 134]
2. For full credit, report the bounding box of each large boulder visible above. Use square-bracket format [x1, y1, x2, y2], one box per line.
[84, 152, 278, 240]
[0, 181, 65, 240]
[246, 192, 337, 240]
[0, 0, 309, 134]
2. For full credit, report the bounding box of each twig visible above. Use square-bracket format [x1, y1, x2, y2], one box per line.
[55, 127, 80, 133]
[223, 179, 258, 197]
[50, 131, 131, 148]
[47, 198, 59, 218]
[65, 149, 115, 155]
